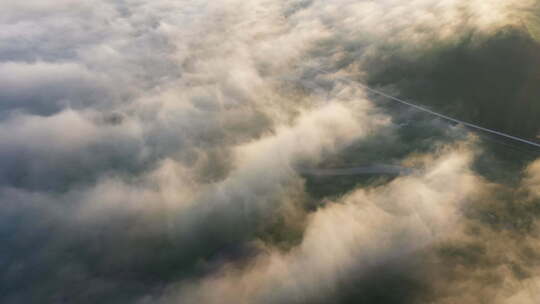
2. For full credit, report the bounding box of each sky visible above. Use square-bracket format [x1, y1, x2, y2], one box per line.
[1, 1, 540, 303]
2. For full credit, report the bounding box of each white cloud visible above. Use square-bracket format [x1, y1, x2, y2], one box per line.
[0, 0, 537, 303]
[155, 144, 486, 304]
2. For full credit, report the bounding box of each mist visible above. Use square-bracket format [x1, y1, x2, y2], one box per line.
[1, 1, 540, 303]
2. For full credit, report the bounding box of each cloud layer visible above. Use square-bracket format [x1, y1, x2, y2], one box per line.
[1, 0, 539, 303]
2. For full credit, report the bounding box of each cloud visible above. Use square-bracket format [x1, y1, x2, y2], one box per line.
[150, 143, 486, 304]
[0, 96, 387, 303]
[0, 62, 112, 115]
[524, 159, 540, 198]
[0, 0, 538, 303]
